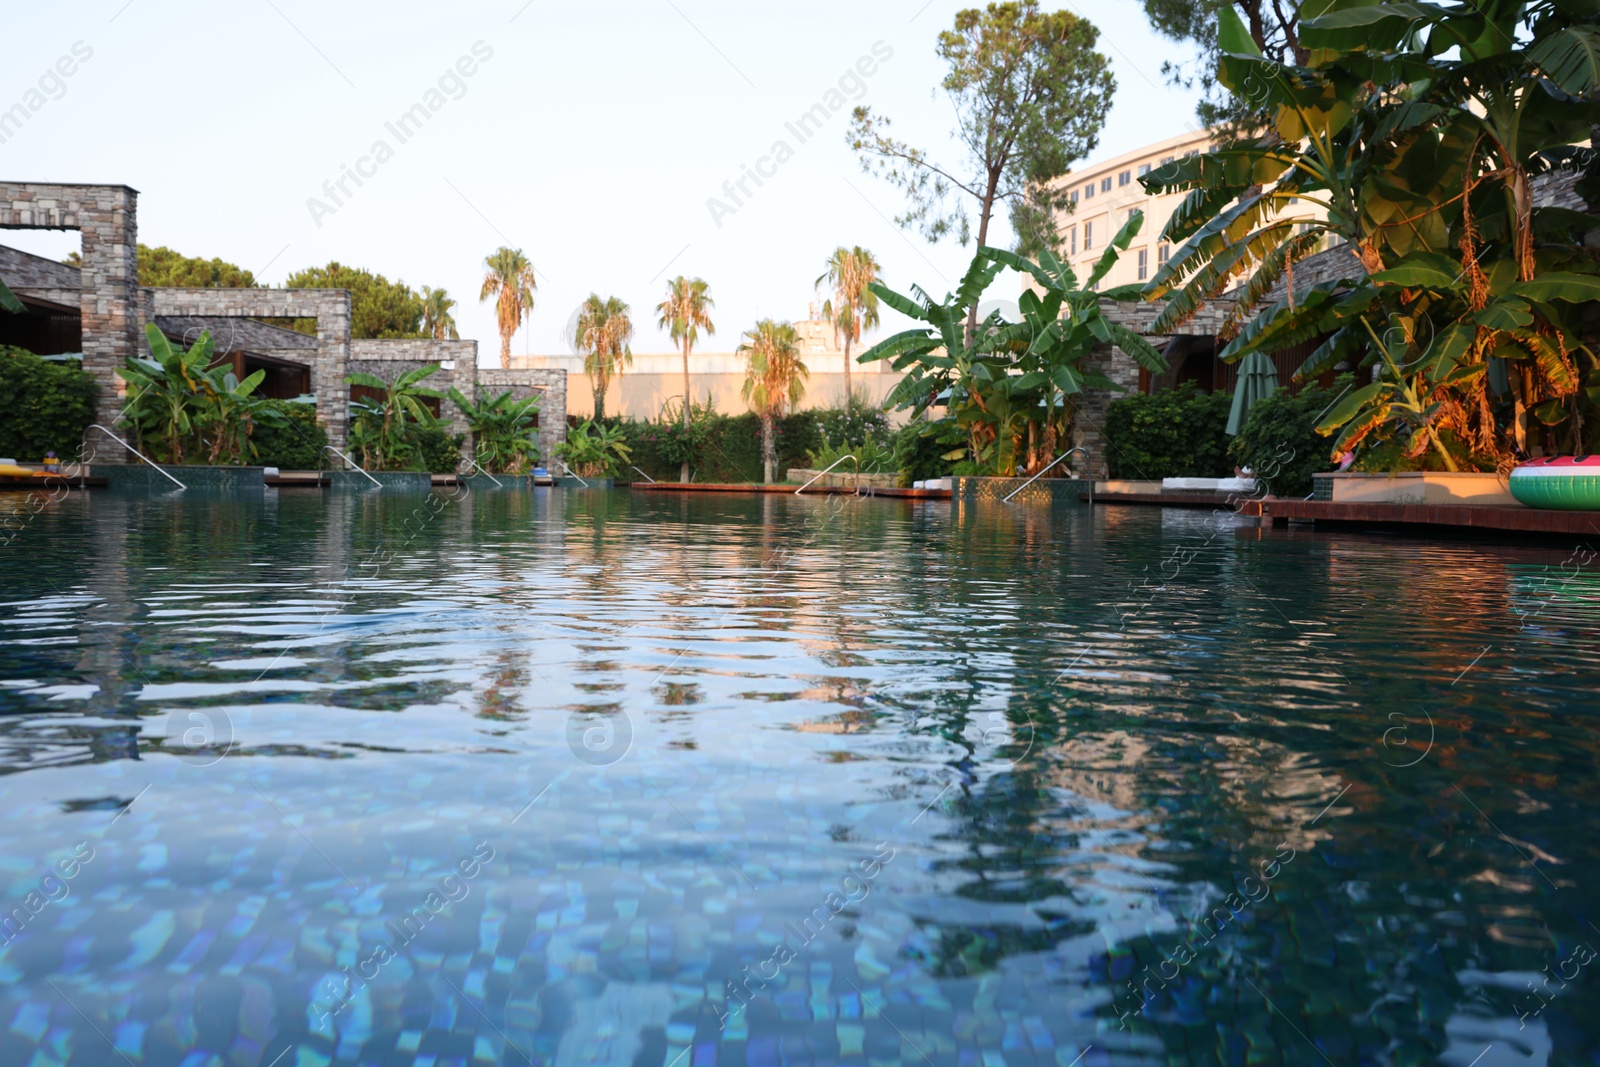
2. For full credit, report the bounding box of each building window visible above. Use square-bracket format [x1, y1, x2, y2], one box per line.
[1068, 226, 1077, 255]
[1158, 243, 1170, 266]
[1084, 221, 1094, 250]
[1100, 177, 1112, 192]
[1085, 183, 1095, 199]
[1127, 207, 1143, 222]
[1118, 170, 1131, 186]
[1161, 155, 1174, 165]
[1138, 163, 1151, 176]
[1069, 189, 1079, 204]
[1137, 248, 1148, 280]
[1184, 149, 1198, 158]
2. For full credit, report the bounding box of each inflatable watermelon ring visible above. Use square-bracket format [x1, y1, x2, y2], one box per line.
[1509, 456, 1600, 510]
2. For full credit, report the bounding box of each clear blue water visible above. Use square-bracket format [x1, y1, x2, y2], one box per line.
[0, 487, 1597, 1067]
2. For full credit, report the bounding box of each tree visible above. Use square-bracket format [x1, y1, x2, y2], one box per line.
[848, 1, 1115, 271]
[1143, 1, 1600, 469]
[863, 215, 1164, 476]
[282, 262, 426, 339]
[480, 247, 537, 369]
[421, 286, 460, 340]
[655, 276, 716, 482]
[739, 320, 808, 483]
[344, 364, 444, 471]
[138, 245, 259, 288]
[575, 294, 634, 421]
[448, 387, 541, 473]
[816, 246, 882, 401]
[1141, 0, 1306, 131]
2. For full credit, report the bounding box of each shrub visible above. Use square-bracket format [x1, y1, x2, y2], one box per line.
[412, 425, 466, 474]
[1103, 382, 1232, 480]
[890, 418, 968, 485]
[814, 393, 890, 450]
[0, 347, 97, 461]
[805, 435, 894, 474]
[618, 411, 822, 483]
[251, 400, 327, 470]
[1230, 377, 1352, 497]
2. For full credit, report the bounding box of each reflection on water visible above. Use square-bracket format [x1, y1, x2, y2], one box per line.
[0, 487, 1597, 1066]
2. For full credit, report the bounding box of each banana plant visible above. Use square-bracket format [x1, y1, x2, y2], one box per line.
[118, 324, 221, 463]
[555, 419, 631, 478]
[345, 365, 443, 471]
[860, 212, 1165, 475]
[448, 387, 542, 474]
[0, 276, 24, 314]
[1141, 0, 1600, 465]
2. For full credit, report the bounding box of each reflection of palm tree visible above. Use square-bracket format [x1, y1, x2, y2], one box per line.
[421, 286, 460, 340]
[479, 247, 537, 368]
[816, 246, 881, 399]
[656, 276, 715, 482]
[576, 294, 634, 421]
[738, 320, 807, 484]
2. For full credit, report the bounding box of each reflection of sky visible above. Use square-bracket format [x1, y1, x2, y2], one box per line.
[0, 491, 1598, 1064]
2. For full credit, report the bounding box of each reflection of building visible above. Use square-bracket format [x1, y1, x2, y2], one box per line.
[0, 181, 566, 461]
[513, 305, 907, 420]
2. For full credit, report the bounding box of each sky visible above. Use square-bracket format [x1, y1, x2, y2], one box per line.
[2, 1, 1203, 362]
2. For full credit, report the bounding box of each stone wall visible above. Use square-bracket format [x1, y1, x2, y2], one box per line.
[0, 182, 140, 441]
[476, 368, 567, 463]
[150, 288, 353, 452]
[348, 339, 478, 462]
[1068, 296, 1234, 477]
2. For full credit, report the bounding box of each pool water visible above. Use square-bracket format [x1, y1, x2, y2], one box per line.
[0, 487, 1597, 1067]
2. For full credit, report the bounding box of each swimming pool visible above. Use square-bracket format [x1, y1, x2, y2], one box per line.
[1, 487, 1596, 1066]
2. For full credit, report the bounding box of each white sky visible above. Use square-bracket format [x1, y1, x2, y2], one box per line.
[2, 1, 1202, 362]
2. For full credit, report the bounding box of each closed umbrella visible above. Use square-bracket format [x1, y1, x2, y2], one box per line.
[1226, 351, 1279, 436]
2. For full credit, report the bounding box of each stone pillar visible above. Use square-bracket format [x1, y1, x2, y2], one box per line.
[315, 292, 351, 454]
[0, 183, 142, 460]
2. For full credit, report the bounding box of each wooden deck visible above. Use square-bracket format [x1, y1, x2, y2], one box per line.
[0, 474, 105, 490]
[1242, 497, 1600, 537]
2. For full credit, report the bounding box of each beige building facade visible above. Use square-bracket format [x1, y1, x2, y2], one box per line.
[1045, 128, 1329, 291]
[514, 310, 907, 420]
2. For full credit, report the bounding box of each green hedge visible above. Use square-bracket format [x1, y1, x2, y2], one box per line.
[1230, 378, 1351, 497]
[0, 347, 97, 461]
[251, 401, 328, 470]
[1104, 382, 1233, 480]
[614, 412, 825, 483]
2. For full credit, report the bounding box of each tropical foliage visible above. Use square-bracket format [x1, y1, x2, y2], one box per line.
[421, 286, 460, 340]
[556, 419, 632, 479]
[1142, 0, 1600, 470]
[448, 387, 542, 474]
[848, 1, 1116, 258]
[0, 346, 97, 461]
[576, 294, 634, 422]
[118, 325, 306, 465]
[817, 246, 882, 398]
[0, 276, 23, 314]
[656, 277, 716, 481]
[739, 320, 809, 483]
[345, 365, 447, 471]
[1229, 376, 1352, 496]
[1140, 0, 1307, 131]
[1104, 382, 1234, 480]
[861, 213, 1166, 476]
[283, 262, 429, 339]
[480, 247, 537, 369]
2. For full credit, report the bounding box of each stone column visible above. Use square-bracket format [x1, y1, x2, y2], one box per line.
[315, 292, 351, 454]
[0, 183, 142, 460]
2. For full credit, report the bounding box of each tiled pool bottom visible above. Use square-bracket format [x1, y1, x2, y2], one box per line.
[0, 489, 1598, 1067]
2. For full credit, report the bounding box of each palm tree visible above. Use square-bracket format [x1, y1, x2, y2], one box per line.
[655, 276, 716, 482]
[479, 247, 537, 369]
[816, 246, 881, 400]
[575, 294, 634, 421]
[738, 319, 808, 484]
[421, 286, 460, 340]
